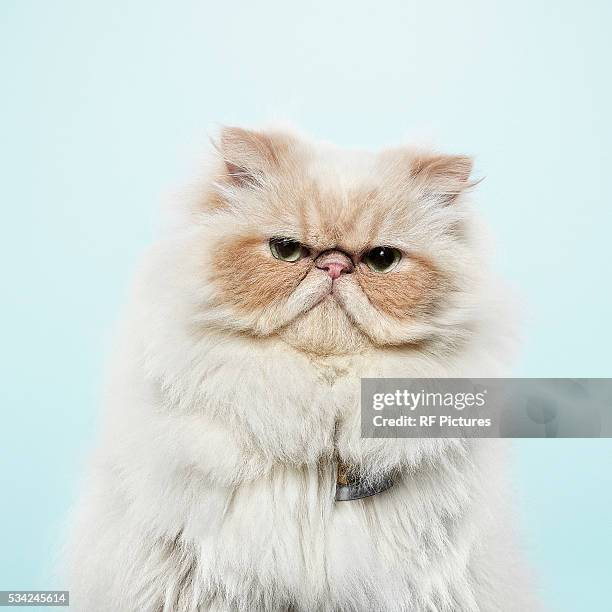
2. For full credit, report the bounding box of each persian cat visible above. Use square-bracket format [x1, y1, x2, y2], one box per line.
[66, 126, 538, 611]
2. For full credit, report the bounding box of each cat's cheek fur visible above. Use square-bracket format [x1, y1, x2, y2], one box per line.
[356, 254, 443, 320]
[209, 235, 310, 315]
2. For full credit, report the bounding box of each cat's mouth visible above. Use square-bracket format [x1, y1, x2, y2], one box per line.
[296, 275, 352, 319]
[277, 272, 443, 353]
[274, 274, 374, 354]
[253, 267, 443, 353]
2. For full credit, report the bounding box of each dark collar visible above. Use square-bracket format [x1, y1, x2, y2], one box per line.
[335, 459, 394, 502]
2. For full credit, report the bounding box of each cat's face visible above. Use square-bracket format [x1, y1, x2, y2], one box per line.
[196, 127, 483, 356]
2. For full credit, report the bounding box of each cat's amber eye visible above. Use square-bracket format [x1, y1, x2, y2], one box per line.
[363, 247, 401, 273]
[269, 238, 309, 262]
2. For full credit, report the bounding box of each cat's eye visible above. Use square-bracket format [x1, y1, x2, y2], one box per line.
[269, 238, 309, 262]
[363, 247, 401, 273]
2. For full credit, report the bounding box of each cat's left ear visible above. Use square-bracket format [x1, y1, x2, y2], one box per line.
[214, 126, 290, 188]
[409, 153, 477, 205]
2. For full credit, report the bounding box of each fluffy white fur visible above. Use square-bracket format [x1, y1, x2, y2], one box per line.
[66, 128, 538, 611]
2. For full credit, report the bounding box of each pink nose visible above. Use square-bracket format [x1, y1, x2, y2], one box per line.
[315, 251, 354, 280]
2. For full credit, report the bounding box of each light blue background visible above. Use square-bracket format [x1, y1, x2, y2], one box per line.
[1, 1, 611, 610]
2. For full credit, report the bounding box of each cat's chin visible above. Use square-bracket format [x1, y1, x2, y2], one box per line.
[278, 297, 371, 356]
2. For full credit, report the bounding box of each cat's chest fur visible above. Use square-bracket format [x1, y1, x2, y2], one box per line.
[120, 351, 485, 611]
[151, 452, 481, 612]
[68, 340, 533, 611]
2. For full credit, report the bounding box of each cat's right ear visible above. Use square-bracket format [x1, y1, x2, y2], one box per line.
[408, 153, 478, 206]
[213, 126, 285, 188]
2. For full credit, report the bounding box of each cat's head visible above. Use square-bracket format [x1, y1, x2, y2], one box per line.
[190, 126, 486, 356]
